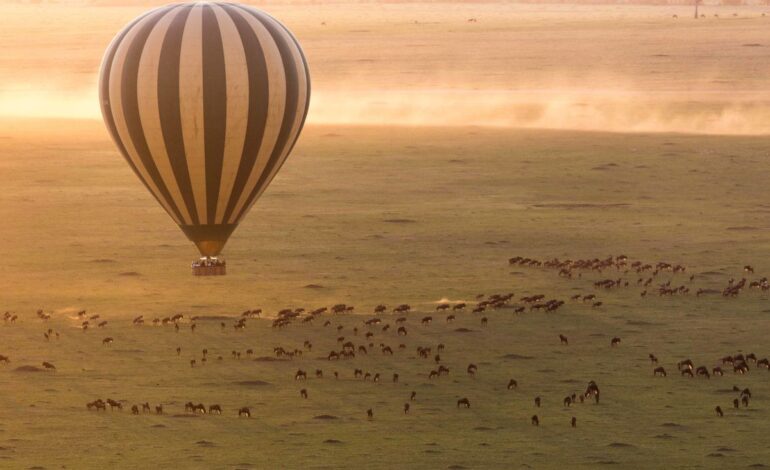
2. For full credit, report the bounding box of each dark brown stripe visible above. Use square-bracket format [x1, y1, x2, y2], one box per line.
[100, 7, 169, 211]
[232, 6, 305, 223]
[260, 15, 311, 188]
[201, 5, 228, 225]
[220, 4, 270, 223]
[121, 7, 186, 223]
[157, 5, 198, 224]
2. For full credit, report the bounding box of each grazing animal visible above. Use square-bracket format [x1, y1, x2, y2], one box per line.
[295, 370, 307, 380]
[610, 337, 621, 347]
[741, 395, 750, 407]
[531, 415, 539, 426]
[681, 368, 693, 377]
[142, 402, 151, 413]
[0, 355, 9, 363]
[712, 367, 724, 376]
[367, 408, 373, 419]
[102, 337, 113, 346]
[131, 405, 139, 415]
[300, 389, 308, 399]
[411, 391, 417, 401]
[715, 406, 723, 417]
[480, 317, 488, 326]
[649, 353, 658, 364]
[457, 398, 471, 408]
[559, 334, 568, 345]
[42, 361, 56, 371]
[190, 359, 196, 368]
[563, 396, 572, 407]
[654, 367, 667, 377]
[571, 416, 577, 427]
[397, 326, 407, 336]
[507, 379, 518, 390]
[467, 364, 478, 376]
[534, 396, 541, 407]
[209, 405, 222, 414]
[404, 403, 410, 414]
[393, 373, 399, 383]
[238, 407, 251, 417]
[733, 398, 740, 409]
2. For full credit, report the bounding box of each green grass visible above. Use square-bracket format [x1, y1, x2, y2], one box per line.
[2, 121, 770, 468]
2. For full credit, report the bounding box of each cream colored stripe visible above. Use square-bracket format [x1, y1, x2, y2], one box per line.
[136, 7, 192, 225]
[109, 9, 182, 225]
[211, 4, 249, 224]
[245, 16, 309, 211]
[226, 7, 286, 224]
[179, 4, 207, 224]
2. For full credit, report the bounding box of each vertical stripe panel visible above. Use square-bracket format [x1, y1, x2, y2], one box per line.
[210, 4, 249, 224]
[201, 4, 228, 225]
[157, 5, 199, 225]
[136, 6, 192, 225]
[178, 4, 208, 224]
[224, 5, 286, 224]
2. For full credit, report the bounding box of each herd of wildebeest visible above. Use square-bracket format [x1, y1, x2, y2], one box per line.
[1, 254, 767, 426]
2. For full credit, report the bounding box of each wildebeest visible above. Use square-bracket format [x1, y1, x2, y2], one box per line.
[209, 404, 222, 414]
[102, 337, 113, 346]
[507, 379, 518, 390]
[733, 398, 740, 409]
[404, 403, 410, 414]
[534, 396, 541, 407]
[238, 407, 251, 417]
[715, 406, 723, 417]
[559, 334, 568, 345]
[397, 326, 407, 336]
[467, 364, 478, 377]
[649, 353, 658, 364]
[106, 399, 122, 411]
[531, 415, 539, 426]
[571, 416, 577, 427]
[142, 402, 151, 413]
[654, 366, 667, 377]
[0, 355, 9, 363]
[421, 316, 432, 325]
[563, 396, 572, 407]
[42, 361, 56, 371]
[300, 389, 308, 399]
[367, 408, 374, 419]
[610, 337, 621, 347]
[295, 370, 307, 380]
[457, 398, 470, 408]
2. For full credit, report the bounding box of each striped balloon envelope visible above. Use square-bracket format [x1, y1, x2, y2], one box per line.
[99, 2, 310, 262]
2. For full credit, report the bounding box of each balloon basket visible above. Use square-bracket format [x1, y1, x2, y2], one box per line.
[191, 257, 226, 276]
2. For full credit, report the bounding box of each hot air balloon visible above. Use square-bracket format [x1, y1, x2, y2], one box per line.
[98, 2, 310, 275]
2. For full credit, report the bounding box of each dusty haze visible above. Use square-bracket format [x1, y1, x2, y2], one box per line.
[2, 2, 769, 134]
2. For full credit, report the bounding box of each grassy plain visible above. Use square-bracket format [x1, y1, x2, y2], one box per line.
[1, 2, 770, 469]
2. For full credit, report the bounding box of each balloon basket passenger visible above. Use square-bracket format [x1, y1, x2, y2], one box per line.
[191, 257, 226, 276]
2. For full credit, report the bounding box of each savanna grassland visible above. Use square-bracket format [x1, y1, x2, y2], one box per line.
[1, 2, 770, 469]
